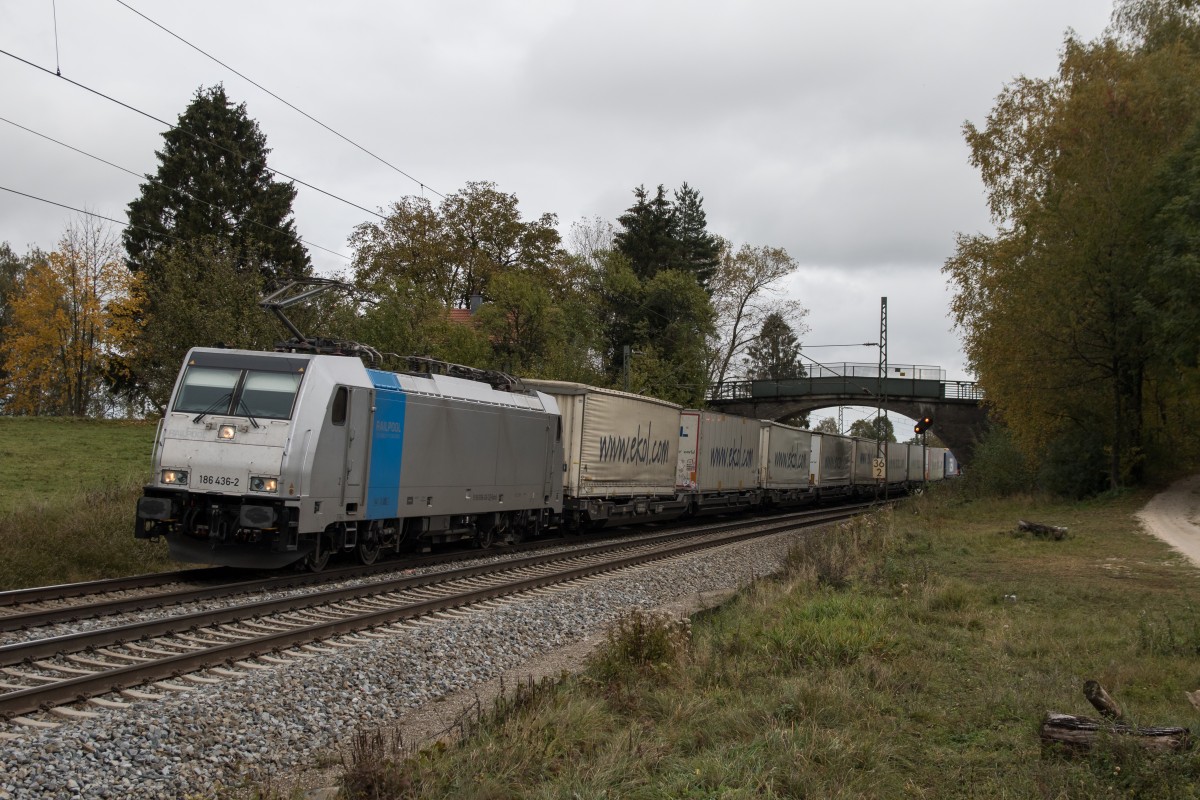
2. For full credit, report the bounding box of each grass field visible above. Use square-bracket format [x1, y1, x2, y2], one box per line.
[334, 487, 1200, 799]
[0, 416, 177, 589]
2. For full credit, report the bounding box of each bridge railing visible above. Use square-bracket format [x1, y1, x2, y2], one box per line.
[942, 380, 985, 401]
[706, 374, 984, 403]
[709, 381, 754, 400]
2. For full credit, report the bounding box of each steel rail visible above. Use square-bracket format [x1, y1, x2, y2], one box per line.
[0, 539, 556, 623]
[0, 505, 865, 667]
[0, 506, 867, 720]
[0, 504, 872, 632]
[0, 567, 229, 608]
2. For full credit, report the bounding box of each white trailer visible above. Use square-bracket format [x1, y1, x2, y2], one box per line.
[926, 446, 947, 481]
[678, 410, 761, 513]
[908, 444, 925, 483]
[521, 380, 685, 527]
[886, 442, 910, 487]
[758, 421, 816, 507]
[810, 432, 854, 498]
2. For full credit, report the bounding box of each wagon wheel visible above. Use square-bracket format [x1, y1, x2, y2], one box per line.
[477, 524, 496, 550]
[304, 531, 332, 572]
[357, 523, 382, 565]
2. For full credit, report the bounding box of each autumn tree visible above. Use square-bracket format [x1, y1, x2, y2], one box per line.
[707, 244, 805, 387]
[349, 183, 601, 379]
[0, 243, 33, 411]
[351, 182, 564, 311]
[944, 0, 1200, 490]
[0, 219, 132, 416]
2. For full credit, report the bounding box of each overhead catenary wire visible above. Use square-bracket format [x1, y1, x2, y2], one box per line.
[112, 0, 445, 200]
[0, 46, 388, 223]
[0, 114, 351, 262]
[2, 184, 193, 251]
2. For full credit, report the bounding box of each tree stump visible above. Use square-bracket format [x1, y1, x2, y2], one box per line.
[1084, 679, 1123, 720]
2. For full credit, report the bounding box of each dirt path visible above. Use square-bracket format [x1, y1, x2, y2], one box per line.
[1136, 474, 1200, 569]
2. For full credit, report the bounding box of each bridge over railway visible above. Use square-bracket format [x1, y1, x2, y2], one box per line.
[707, 363, 987, 465]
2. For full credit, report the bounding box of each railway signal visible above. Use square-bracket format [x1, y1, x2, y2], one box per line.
[914, 416, 933, 435]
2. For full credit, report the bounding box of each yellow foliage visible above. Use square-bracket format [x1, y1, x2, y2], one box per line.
[0, 221, 134, 416]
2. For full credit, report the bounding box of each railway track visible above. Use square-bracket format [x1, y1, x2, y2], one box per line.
[0, 503, 875, 634]
[0, 504, 867, 724]
[0, 534, 581, 630]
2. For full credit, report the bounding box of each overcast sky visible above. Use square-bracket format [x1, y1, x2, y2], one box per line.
[1, 0, 1116, 424]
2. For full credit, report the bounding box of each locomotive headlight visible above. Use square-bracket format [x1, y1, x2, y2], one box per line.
[161, 469, 189, 486]
[218, 425, 236, 440]
[249, 476, 278, 493]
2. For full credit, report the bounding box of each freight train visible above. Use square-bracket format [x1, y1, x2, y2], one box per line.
[135, 348, 954, 569]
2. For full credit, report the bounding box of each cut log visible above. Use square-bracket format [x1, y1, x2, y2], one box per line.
[1084, 680, 1123, 720]
[1017, 520, 1068, 540]
[1040, 712, 1192, 752]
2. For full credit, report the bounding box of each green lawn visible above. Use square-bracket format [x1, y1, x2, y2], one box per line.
[0, 417, 157, 514]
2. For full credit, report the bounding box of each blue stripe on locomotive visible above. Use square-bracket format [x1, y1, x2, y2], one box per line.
[365, 369, 406, 518]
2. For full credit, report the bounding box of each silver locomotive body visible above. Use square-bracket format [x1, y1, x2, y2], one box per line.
[136, 348, 562, 568]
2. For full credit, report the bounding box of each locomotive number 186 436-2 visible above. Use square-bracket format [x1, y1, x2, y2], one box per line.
[198, 474, 240, 488]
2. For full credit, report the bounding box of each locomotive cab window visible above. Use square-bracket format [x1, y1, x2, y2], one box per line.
[174, 365, 303, 420]
[240, 371, 303, 419]
[174, 367, 240, 414]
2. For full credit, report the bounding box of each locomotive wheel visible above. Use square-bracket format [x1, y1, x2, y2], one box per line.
[305, 534, 331, 572]
[357, 531, 382, 565]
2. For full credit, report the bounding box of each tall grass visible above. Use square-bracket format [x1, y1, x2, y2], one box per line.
[0, 417, 176, 589]
[335, 485, 1200, 798]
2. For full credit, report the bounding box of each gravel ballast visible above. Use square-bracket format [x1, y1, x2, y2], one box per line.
[0, 531, 799, 800]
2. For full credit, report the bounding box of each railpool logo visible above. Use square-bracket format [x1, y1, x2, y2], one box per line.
[711, 439, 755, 469]
[598, 422, 672, 464]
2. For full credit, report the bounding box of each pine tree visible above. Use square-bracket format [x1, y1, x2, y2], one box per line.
[118, 86, 310, 408]
[673, 182, 721, 290]
[613, 185, 678, 281]
[124, 85, 310, 289]
[743, 312, 804, 380]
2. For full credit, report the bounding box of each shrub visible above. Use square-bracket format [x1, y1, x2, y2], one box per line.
[586, 608, 691, 684]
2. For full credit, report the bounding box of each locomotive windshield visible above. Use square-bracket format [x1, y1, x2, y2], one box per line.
[174, 365, 304, 420]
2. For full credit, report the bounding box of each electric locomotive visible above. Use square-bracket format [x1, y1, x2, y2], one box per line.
[135, 347, 564, 569]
